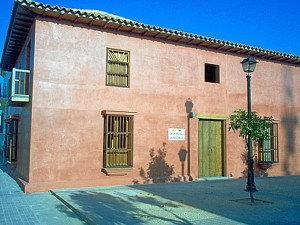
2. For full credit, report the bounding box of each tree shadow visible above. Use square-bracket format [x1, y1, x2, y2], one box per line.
[139, 142, 179, 184]
[240, 149, 269, 178]
[239, 139, 269, 178]
[54, 188, 193, 224]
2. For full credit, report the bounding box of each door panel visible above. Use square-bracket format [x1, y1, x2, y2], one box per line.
[198, 120, 223, 177]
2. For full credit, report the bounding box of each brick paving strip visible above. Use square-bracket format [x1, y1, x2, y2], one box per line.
[0, 162, 86, 225]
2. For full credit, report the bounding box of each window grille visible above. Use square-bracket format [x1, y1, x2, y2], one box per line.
[104, 115, 133, 168]
[258, 123, 279, 163]
[106, 49, 130, 87]
[4, 116, 19, 163]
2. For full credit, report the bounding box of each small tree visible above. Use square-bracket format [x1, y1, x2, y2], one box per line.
[229, 109, 274, 142]
[229, 109, 274, 204]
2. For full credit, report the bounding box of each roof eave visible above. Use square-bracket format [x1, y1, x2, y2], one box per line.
[1, 0, 35, 71]
[1, 0, 299, 71]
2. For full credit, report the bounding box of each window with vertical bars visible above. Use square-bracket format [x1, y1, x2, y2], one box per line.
[103, 115, 133, 168]
[5, 117, 18, 163]
[106, 48, 130, 87]
[258, 123, 279, 163]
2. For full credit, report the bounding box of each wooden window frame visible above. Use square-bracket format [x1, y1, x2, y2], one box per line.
[4, 115, 19, 163]
[103, 114, 134, 168]
[11, 68, 30, 96]
[106, 48, 130, 87]
[258, 123, 279, 163]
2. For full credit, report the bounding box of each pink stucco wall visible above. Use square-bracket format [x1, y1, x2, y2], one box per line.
[13, 17, 300, 192]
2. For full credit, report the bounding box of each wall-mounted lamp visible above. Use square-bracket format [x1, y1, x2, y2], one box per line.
[189, 112, 196, 118]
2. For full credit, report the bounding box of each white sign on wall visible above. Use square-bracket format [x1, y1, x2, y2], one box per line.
[168, 128, 185, 141]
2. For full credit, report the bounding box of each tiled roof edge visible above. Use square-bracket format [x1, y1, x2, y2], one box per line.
[14, 0, 300, 61]
[15, 0, 300, 60]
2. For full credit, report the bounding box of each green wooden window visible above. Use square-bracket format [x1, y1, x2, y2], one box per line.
[258, 123, 279, 163]
[104, 115, 133, 168]
[106, 49, 130, 87]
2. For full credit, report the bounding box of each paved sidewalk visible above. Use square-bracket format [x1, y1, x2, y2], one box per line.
[1, 157, 300, 225]
[0, 162, 86, 225]
[52, 176, 300, 225]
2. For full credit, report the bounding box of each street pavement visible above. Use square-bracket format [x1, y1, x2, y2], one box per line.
[0, 159, 86, 225]
[1, 157, 300, 224]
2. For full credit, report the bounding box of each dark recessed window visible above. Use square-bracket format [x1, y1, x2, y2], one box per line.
[205, 63, 220, 83]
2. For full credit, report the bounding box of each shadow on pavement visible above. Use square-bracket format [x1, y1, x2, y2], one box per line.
[52, 176, 300, 225]
[52, 188, 193, 225]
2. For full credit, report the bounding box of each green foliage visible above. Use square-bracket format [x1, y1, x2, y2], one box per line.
[229, 109, 274, 141]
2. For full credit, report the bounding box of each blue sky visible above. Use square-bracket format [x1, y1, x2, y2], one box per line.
[1, 0, 300, 62]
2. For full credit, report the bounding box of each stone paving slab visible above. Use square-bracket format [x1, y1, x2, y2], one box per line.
[52, 185, 242, 225]
[52, 176, 300, 225]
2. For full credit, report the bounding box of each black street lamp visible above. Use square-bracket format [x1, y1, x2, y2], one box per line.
[241, 57, 258, 195]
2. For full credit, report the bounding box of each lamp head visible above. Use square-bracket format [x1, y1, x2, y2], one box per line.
[241, 57, 258, 73]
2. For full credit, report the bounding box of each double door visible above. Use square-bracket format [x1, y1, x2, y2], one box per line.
[198, 120, 224, 177]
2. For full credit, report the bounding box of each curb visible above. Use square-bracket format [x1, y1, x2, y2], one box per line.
[50, 190, 96, 225]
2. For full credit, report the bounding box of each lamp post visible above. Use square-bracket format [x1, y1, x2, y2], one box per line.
[241, 57, 258, 196]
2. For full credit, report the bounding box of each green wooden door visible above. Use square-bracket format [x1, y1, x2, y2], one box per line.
[198, 120, 223, 177]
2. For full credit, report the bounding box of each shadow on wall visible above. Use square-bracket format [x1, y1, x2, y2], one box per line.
[185, 98, 193, 181]
[241, 67, 299, 177]
[240, 148, 269, 178]
[137, 142, 181, 184]
[282, 114, 298, 174]
[134, 98, 194, 185]
[178, 146, 188, 181]
[281, 67, 299, 175]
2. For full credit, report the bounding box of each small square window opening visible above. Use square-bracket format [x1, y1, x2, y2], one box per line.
[205, 63, 220, 83]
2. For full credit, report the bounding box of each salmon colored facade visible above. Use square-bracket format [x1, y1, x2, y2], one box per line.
[1, 1, 300, 192]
